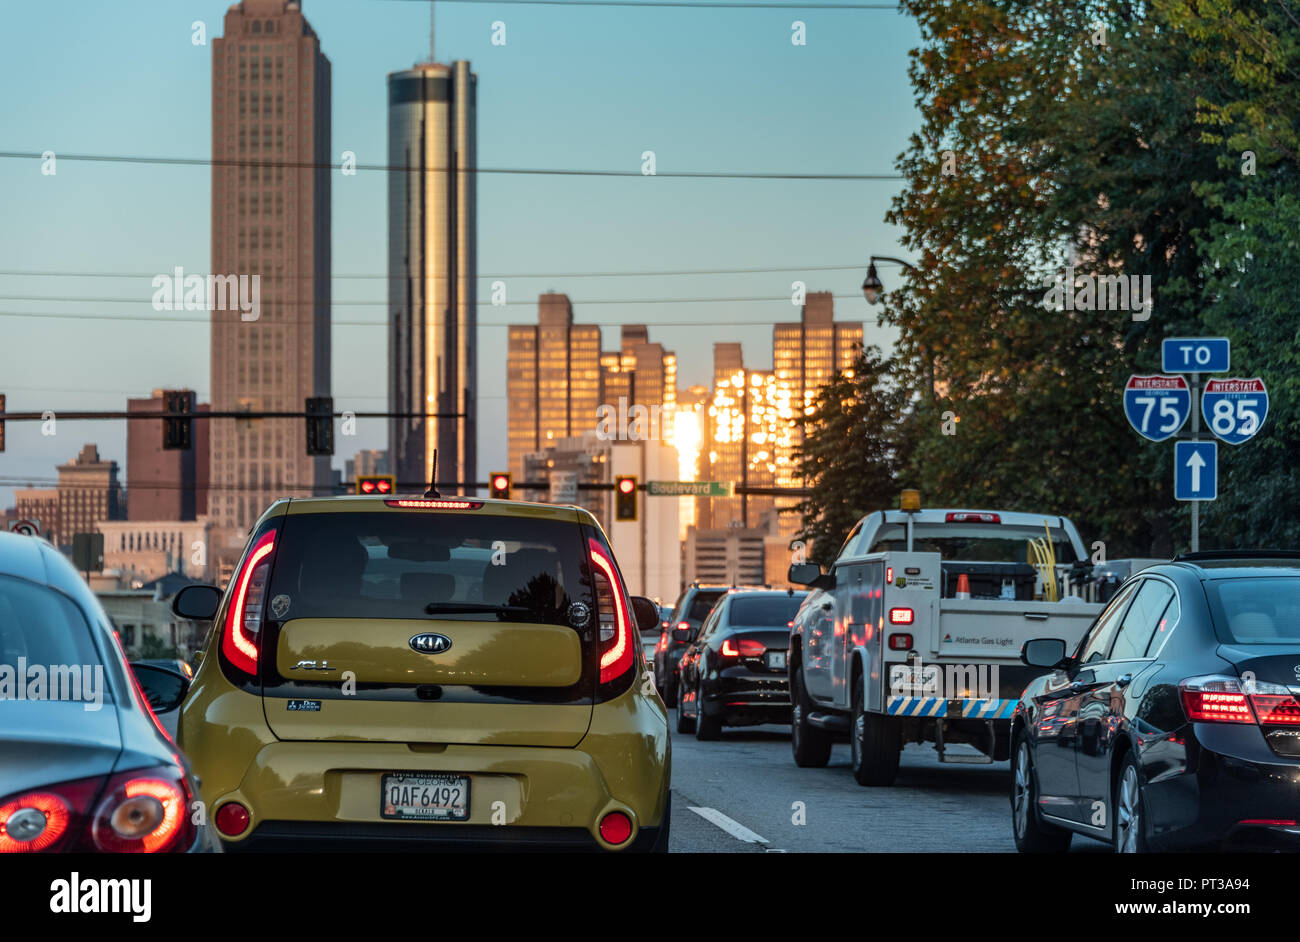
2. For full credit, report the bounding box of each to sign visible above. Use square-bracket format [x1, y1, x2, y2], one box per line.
[1162, 337, 1230, 374]
[1123, 375, 1190, 442]
[7, 519, 40, 537]
[1201, 377, 1268, 445]
[1175, 441, 1217, 501]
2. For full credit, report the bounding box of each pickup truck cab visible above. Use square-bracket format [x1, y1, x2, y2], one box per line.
[787, 497, 1103, 786]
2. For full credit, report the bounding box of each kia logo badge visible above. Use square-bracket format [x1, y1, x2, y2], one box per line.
[410, 632, 452, 655]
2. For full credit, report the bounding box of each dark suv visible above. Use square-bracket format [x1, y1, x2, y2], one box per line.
[655, 584, 759, 706]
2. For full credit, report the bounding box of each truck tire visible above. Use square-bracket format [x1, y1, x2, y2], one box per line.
[791, 666, 831, 768]
[850, 683, 900, 786]
[1011, 731, 1072, 853]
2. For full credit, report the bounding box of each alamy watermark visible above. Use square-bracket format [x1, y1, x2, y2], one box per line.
[889, 657, 1000, 701]
[1041, 265, 1152, 321]
[151, 266, 261, 321]
[0, 659, 104, 711]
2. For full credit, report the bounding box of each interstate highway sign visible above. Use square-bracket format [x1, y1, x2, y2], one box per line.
[1123, 375, 1190, 442]
[1201, 377, 1269, 445]
[646, 481, 733, 497]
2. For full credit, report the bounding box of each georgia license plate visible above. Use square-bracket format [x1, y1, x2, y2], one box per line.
[766, 651, 787, 670]
[380, 773, 470, 821]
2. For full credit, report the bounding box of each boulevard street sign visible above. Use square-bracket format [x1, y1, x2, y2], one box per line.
[1201, 377, 1269, 446]
[646, 481, 733, 497]
[1123, 375, 1190, 442]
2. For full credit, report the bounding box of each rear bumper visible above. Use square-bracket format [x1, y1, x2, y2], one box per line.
[702, 671, 790, 725]
[1145, 724, 1300, 851]
[226, 819, 664, 853]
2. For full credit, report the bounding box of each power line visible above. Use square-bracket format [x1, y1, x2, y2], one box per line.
[0, 262, 872, 280]
[0, 292, 859, 307]
[0, 150, 901, 181]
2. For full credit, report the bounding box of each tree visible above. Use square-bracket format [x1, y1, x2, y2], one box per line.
[794, 347, 917, 566]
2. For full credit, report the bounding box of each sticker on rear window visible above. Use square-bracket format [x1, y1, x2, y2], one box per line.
[568, 601, 591, 628]
[271, 594, 291, 618]
[286, 699, 321, 712]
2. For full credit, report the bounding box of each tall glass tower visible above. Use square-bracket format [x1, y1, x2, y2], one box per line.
[387, 59, 477, 492]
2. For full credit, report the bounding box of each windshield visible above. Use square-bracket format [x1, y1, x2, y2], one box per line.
[1206, 577, 1300, 644]
[267, 512, 589, 626]
[728, 595, 807, 627]
[684, 591, 725, 624]
[868, 526, 1076, 564]
[0, 575, 109, 704]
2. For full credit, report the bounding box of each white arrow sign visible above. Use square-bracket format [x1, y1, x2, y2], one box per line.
[1187, 450, 1205, 492]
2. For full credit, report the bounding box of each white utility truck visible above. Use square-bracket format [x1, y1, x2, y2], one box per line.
[786, 493, 1105, 785]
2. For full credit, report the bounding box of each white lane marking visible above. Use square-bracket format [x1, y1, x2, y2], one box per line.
[688, 806, 770, 845]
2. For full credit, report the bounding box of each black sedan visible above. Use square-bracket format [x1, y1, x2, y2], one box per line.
[654, 584, 730, 706]
[0, 531, 216, 853]
[675, 589, 808, 740]
[1012, 551, 1300, 853]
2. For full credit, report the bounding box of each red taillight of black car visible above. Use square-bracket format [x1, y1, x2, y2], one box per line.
[1180, 675, 1300, 726]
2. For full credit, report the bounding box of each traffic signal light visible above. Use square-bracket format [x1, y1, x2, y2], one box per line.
[615, 476, 637, 521]
[489, 472, 512, 500]
[305, 397, 334, 456]
[162, 390, 195, 450]
[356, 474, 395, 496]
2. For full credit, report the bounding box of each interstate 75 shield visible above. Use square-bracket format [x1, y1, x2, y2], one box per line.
[1123, 375, 1191, 442]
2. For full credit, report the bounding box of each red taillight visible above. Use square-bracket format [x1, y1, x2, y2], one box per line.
[945, 512, 1001, 523]
[1178, 675, 1297, 725]
[384, 498, 482, 510]
[0, 791, 75, 853]
[1239, 819, 1298, 827]
[222, 529, 276, 677]
[721, 638, 766, 658]
[886, 567, 894, 584]
[1250, 695, 1300, 725]
[590, 539, 635, 685]
[599, 811, 633, 845]
[889, 607, 915, 625]
[656, 634, 669, 653]
[888, 633, 913, 650]
[677, 621, 690, 631]
[90, 766, 193, 853]
[214, 802, 250, 837]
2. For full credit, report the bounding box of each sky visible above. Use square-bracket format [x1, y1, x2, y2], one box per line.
[0, 0, 919, 506]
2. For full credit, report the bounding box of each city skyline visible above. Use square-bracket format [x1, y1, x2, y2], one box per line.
[0, 0, 914, 508]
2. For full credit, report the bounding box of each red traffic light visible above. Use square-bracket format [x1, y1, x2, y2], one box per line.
[356, 474, 396, 496]
[493, 475, 510, 491]
[361, 480, 375, 493]
[489, 472, 512, 499]
[618, 478, 636, 494]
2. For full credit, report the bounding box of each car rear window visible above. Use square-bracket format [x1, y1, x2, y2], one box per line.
[686, 591, 725, 623]
[0, 575, 106, 680]
[1206, 577, 1300, 644]
[266, 512, 589, 627]
[729, 595, 806, 627]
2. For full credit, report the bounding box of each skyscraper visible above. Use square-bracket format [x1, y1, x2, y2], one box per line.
[209, 0, 332, 561]
[506, 293, 601, 487]
[388, 58, 477, 492]
[127, 389, 209, 523]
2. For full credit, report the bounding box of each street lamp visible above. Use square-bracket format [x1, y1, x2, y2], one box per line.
[861, 254, 933, 398]
[861, 255, 916, 304]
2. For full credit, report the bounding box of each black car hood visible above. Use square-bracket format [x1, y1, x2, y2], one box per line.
[0, 700, 123, 797]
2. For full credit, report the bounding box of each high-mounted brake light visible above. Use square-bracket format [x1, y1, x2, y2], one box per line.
[945, 512, 1001, 524]
[889, 607, 915, 625]
[384, 498, 482, 510]
[590, 539, 635, 685]
[222, 529, 276, 677]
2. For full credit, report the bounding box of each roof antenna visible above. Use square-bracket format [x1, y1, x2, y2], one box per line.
[424, 449, 441, 498]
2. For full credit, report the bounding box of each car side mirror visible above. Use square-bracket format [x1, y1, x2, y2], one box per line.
[172, 584, 222, 621]
[1021, 638, 1068, 669]
[630, 596, 660, 633]
[788, 563, 833, 590]
[129, 663, 190, 714]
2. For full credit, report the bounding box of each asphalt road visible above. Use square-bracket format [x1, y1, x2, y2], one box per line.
[668, 723, 1111, 853]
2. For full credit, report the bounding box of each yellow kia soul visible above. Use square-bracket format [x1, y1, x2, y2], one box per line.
[172, 495, 670, 851]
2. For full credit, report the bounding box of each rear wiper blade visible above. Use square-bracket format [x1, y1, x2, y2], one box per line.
[423, 602, 535, 616]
